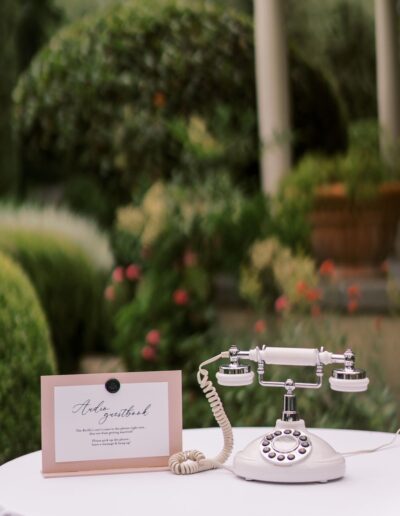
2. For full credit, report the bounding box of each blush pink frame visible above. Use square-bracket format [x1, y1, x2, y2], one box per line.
[41, 371, 182, 477]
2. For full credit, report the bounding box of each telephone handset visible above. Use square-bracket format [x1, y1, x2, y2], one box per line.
[169, 344, 372, 483]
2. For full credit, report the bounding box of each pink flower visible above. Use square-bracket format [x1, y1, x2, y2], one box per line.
[146, 329, 161, 346]
[254, 319, 267, 334]
[141, 346, 157, 361]
[104, 285, 115, 301]
[112, 266, 125, 283]
[275, 295, 290, 313]
[173, 289, 189, 306]
[126, 264, 141, 281]
[183, 250, 198, 267]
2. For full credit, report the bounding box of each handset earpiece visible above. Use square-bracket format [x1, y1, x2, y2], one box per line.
[329, 349, 369, 392]
[216, 344, 254, 386]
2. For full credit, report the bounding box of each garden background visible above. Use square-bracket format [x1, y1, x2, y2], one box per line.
[1, 0, 399, 465]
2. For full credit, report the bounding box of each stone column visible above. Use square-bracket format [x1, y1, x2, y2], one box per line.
[254, 0, 291, 195]
[375, 0, 400, 163]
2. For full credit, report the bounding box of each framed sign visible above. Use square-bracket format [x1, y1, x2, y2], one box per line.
[41, 371, 182, 477]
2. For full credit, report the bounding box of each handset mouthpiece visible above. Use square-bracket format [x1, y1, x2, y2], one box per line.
[329, 348, 369, 392]
[216, 345, 254, 386]
[329, 368, 369, 392]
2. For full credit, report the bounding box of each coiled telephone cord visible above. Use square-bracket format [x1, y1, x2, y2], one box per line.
[169, 353, 234, 475]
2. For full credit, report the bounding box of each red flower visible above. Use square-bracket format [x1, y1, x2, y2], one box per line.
[347, 299, 359, 314]
[104, 285, 115, 301]
[311, 304, 321, 318]
[296, 281, 308, 296]
[305, 288, 322, 303]
[173, 289, 189, 306]
[319, 260, 335, 276]
[183, 250, 198, 267]
[126, 264, 141, 281]
[153, 91, 166, 108]
[347, 284, 361, 299]
[112, 266, 125, 283]
[275, 295, 290, 313]
[254, 319, 267, 334]
[141, 346, 157, 361]
[146, 329, 161, 346]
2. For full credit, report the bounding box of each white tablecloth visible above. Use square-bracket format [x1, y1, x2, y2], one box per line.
[0, 427, 398, 516]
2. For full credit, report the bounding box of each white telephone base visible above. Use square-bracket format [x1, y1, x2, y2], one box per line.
[233, 419, 345, 483]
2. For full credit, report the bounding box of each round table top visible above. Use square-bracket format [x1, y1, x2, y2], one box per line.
[0, 427, 398, 516]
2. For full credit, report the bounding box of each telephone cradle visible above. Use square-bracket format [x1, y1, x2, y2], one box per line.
[169, 344, 371, 483]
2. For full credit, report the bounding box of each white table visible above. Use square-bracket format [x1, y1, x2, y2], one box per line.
[0, 427, 398, 516]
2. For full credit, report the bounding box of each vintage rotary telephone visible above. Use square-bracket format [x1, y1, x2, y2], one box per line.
[169, 343, 377, 483]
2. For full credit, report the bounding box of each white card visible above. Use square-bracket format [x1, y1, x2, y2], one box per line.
[41, 371, 182, 476]
[54, 382, 169, 463]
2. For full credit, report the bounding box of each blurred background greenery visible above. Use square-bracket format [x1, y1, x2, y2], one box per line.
[1, 0, 399, 464]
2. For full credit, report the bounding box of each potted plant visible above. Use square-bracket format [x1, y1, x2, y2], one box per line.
[278, 121, 400, 276]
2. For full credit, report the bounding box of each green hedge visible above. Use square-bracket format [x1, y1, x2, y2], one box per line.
[0, 228, 109, 373]
[14, 0, 347, 217]
[0, 251, 56, 464]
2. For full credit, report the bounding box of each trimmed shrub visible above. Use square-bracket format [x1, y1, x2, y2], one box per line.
[0, 251, 56, 464]
[0, 206, 114, 372]
[0, 204, 114, 270]
[14, 0, 347, 215]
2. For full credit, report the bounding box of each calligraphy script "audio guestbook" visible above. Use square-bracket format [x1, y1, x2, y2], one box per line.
[41, 371, 182, 477]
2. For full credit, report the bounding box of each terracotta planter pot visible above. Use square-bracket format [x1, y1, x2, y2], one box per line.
[310, 181, 400, 273]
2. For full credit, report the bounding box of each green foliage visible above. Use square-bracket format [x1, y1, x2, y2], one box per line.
[0, 251, 56, 464]
[110, 176, 397, 432]
[273, 120, 396, 251]
[14, 0, 347, 218]
[0, 0, 19, 195]
[286, 0, 376, 120]
[290, 50, 347, 158]
[55, 0, 251, 22]
[239, 237, 318, 312]
[111, 176, 271, 370]
[54, 0, 125, 21]
[0, 0, 62, 196]
[63, 175, 115, 226]
[0, 228, 109, 372]
[177, 318, 398, 431]
[17, 0, 63, 72]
